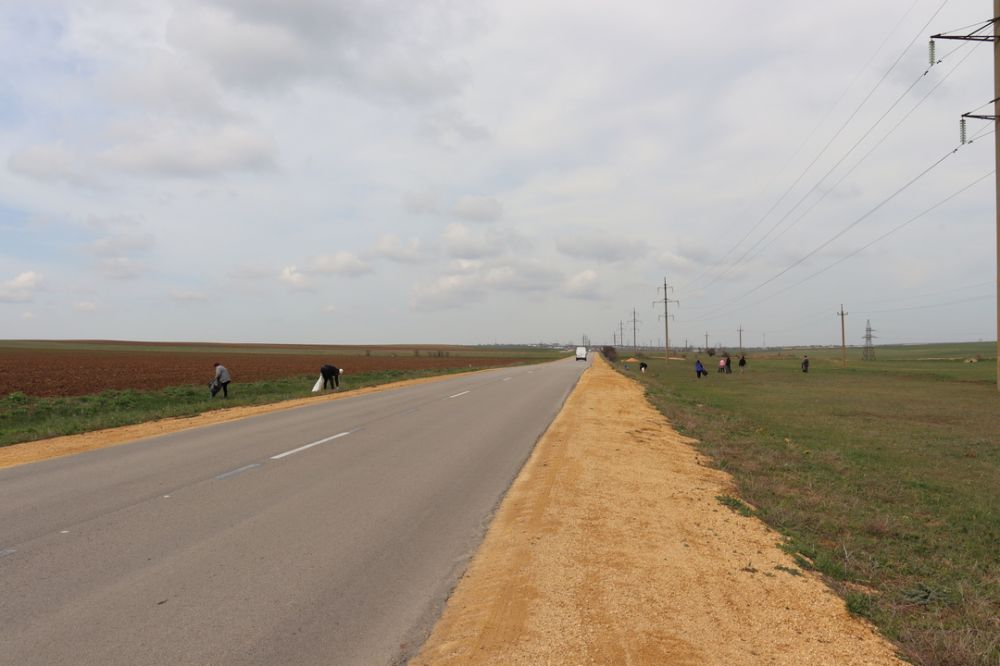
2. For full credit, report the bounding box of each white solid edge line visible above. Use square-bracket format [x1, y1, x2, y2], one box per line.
[271, 431, 352, 460]
[447, 390, 470, 399]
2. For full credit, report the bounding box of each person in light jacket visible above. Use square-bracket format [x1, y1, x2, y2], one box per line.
[211, 362, 231, 398]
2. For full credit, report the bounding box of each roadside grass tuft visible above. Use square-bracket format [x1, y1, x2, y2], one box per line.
[624, 343, 1000, 666]
[717, 494, 754, 517]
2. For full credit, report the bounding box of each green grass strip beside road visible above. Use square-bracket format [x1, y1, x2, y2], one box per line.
[0, 367, 495, 448]
[621, 346, 999, 666]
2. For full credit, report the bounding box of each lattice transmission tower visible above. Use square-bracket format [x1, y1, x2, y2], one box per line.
[862, 320, 877, 361]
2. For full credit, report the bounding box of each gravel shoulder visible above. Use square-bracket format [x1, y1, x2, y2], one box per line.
[412, 355, 904, 665]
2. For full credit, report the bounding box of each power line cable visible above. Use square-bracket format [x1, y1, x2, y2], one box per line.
[750, 168, 994, 305]
[854, 279, 995, 306]
[697, 38, 973, 294]
[680, 0, 953, 293]
[740, 43, 979, 264]
[859, 294, 994, 314]
[685, 137, 983, 322]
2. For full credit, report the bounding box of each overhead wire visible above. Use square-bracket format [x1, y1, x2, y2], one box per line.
[694, 37, 973, 295]
[739, 42, 980, 264]
[859, 294, 994, 314]
[742, 167, 994, 307]
[679, 0, 953, 293]
[684, 134, 989, 323]
[852, 279, 995, 306]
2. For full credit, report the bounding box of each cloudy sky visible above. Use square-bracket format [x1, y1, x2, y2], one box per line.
[1, 0, 996, 347]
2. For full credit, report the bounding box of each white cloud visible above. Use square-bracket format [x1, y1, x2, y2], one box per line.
[411, 273, 484, 311]
[169, 289, 209, 302]
[442, 223, 505, 259]
[311, 251, 372, 276]
[374, 234, 426, 263]
[166, 0, 474, 102]
[8, 143, 96, 187]
[230, 265, 273, 280]
[98, 257, 146, 280]
[107, 51, 234, 121]
[88, 231, 155, 257]
[563, 269, 604, 300]
[402, 190, 441, 216]
[0, 271, 43, 303]
[410, 257, 562, 311]
[100, 123, 275, 177]
[74, 301, 98, 312]
[482, 260, 561, 292]
[21, 311, 34, 320]
[556, 233, 647, 263]
[279, 265, 312, 289]
[452, 195, 502, 222]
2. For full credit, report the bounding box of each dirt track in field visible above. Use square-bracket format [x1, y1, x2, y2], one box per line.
[412, 355, 904, 665]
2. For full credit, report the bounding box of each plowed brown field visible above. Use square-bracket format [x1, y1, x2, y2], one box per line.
[0, 345, 533, 397]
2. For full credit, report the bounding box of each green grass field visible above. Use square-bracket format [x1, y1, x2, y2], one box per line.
[0, 364, 548, 448]
[622, 342, 998, 666]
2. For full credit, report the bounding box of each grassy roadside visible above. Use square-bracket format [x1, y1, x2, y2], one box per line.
[620, 344, 999, 666]
[0, 366, 501, 448]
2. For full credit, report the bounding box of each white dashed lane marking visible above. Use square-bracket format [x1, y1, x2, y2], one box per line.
[215, 464, 260, 480]
[271, 431, 354, 460]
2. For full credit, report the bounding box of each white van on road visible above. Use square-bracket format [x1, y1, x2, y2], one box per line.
[575, 346, 587, 361]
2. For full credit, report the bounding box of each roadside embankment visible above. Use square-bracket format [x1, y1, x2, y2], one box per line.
[412, 355, 903, 665]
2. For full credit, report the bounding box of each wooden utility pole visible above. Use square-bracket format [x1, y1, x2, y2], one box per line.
[838, 304, 848, 368]
[737, 325, 744, 352]
[704, 332, 710, 350]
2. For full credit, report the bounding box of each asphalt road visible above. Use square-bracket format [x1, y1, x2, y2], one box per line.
[0, 356, 588, 665]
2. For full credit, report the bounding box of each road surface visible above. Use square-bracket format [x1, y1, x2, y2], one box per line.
[0, 357, 587, 665]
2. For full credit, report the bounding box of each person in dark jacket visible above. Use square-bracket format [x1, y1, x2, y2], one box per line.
[801, 355, 810, 373]
[738, 355, 747, 372]
[694, 358, 706, 378]
[320, 364, 340, 390]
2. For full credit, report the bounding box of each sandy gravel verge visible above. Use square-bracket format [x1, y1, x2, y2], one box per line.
[0, 373, 471, 470]
[413, 355, 904, 665]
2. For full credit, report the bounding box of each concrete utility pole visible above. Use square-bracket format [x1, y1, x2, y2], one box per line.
[627, 308, 641, 353]
[738, 325, 744, 352]
[704, 332, 710, 350]
[931, 4, 1000, 390]
[620, 321, 625, 350]
[655, 278, 679, 363]
[838, 304, 848, 368]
